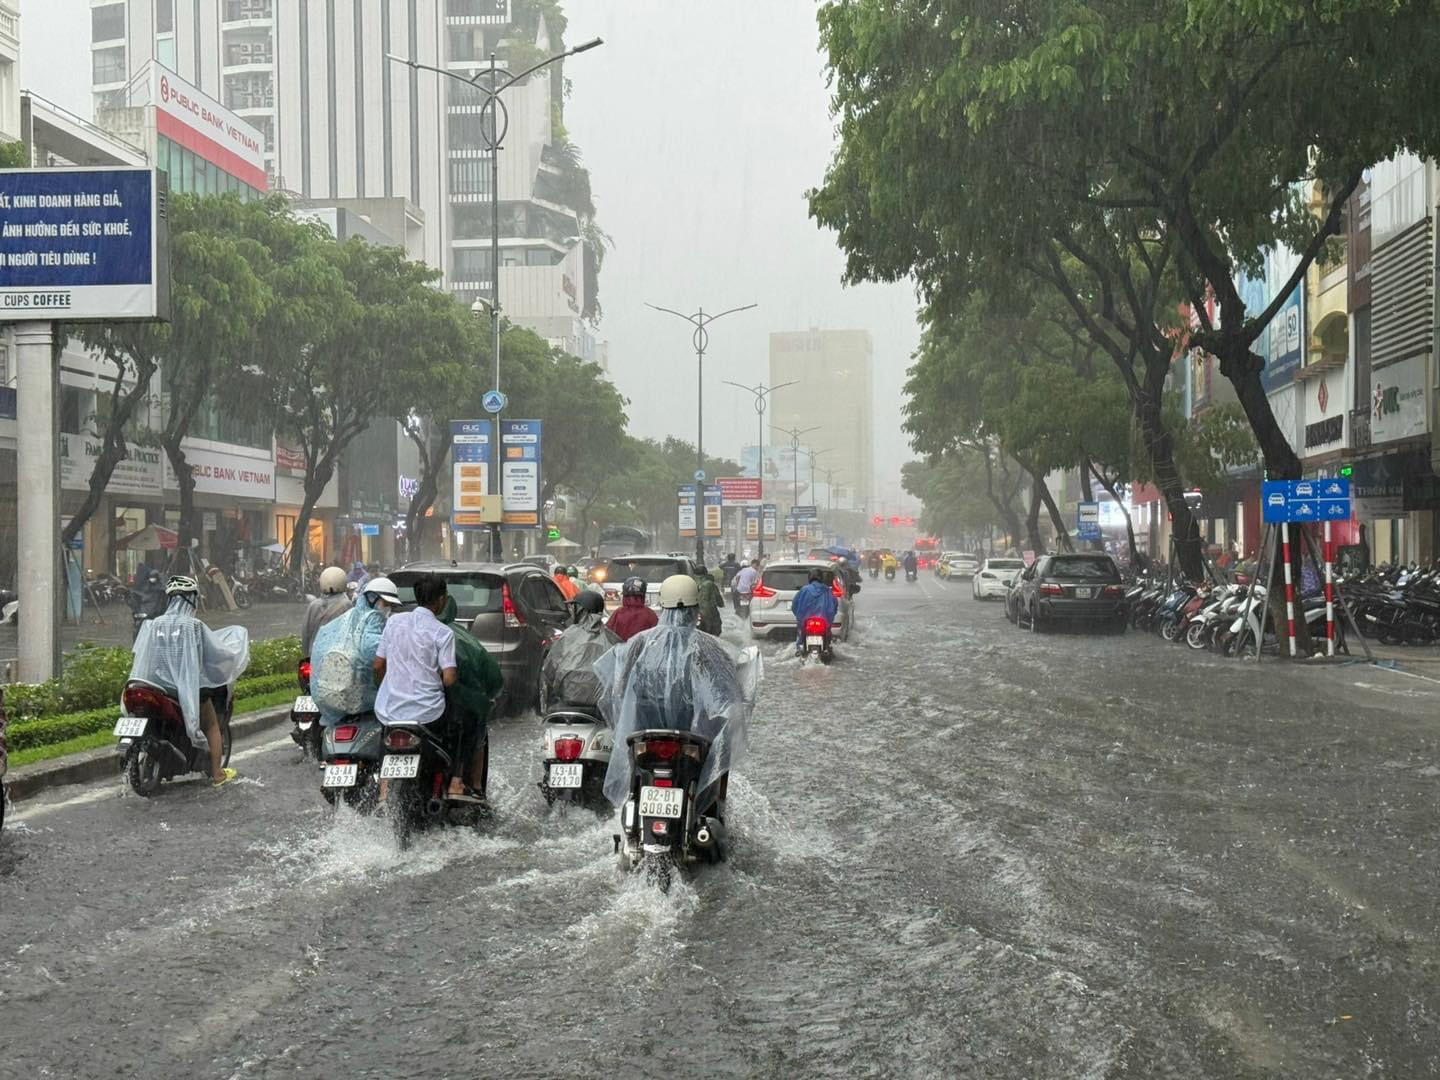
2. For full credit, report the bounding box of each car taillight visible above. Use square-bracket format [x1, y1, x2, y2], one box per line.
[831, 579, 844, 599]
[384, 729, 419, 750]
[502, 582, 525, 628]
[1102, 585, 1125, 597]
[646, 738, 681, 761]
[1039, 583, 1064, 596]
[804, 616, 829, 635]
[554, 737, 583, 762]
[299, 660, 312, 682]
[752, 583, 776, 598]
[334, 723, 359, 742]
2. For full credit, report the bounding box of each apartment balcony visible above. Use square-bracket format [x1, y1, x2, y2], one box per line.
[445, 0, 511, 25]
[223, 56, 275, 75]
[0, 3, 17, 64]
[222, 1, 274, 29]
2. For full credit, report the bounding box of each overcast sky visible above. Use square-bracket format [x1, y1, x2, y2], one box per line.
[20, 0, 921, 509]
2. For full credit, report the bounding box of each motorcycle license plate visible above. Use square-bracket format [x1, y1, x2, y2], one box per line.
[380, 754, 420, 779]
[548, 763, 583, 789]
[322, 763, 358, 788]
[292, 695, 320, 715]
[1074, 587, 1093, 598]
[639, 785, 684, 819]
[806, 635, 825, 647]
[113, 717, 147, 738]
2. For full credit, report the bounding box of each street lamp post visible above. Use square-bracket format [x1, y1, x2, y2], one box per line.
[647, 302, 757, 563]
[389, 36, 603, 561]
[723, 379, 796, 561]
[773, 424, 820, 558]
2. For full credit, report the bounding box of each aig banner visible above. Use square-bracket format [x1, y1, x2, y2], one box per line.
[703, 484, 723, 537]
[500, 419, 542, 528]
[744, 506, 760, 541]
[677, 485, 698, 538]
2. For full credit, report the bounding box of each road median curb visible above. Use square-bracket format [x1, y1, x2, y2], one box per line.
[6, 704, 293, 803]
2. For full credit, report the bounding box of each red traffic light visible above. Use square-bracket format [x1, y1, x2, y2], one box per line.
[871, 515, 883, 526]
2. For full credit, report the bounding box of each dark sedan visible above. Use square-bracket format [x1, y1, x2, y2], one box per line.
[1012, 553, 1128, 633]
[390, 561, 572, 714]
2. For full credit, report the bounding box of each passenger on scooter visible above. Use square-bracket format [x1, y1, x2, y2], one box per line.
[902, 551, 918, 577]
[126, 575, 251, 788]
[302, 565, 352, 655]
[553, 565, 581, 602]
[718, 553, 742, 591]
[790, 568, 839, 654]
[867, 551, 882, 577]
[881, 552, 899, 576]
[609, 576, 658, 642]
[541, 590, 619, 713]
[732, 558, 760, 616]
[310, 576, 400, 727]
[692, 561, 725, 636]
[437, 594, 505, 798]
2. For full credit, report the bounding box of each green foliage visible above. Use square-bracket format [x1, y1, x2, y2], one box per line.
[247, 636, 302, 677]
[0, 141, 29, 168]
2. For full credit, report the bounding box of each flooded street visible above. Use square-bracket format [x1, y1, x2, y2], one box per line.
[5, 577, 1440, 1078]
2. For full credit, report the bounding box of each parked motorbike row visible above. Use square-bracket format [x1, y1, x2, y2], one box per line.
[1125, 573, 1348, 657]
[1341, 564, 1440, 646]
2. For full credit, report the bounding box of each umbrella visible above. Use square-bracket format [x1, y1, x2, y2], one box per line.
[260, 542, 287, 554]
[115, 524, 179, 550]
[547, 537, 582, 551]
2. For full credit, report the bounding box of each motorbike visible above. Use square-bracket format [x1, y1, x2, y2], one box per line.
[1219, 584, 1349, 657]
[884, 566, 896, 582]
[377, 716, 490, 849]
[868, 563, 880, 580]
[126, 572, 166, 643]
[799, 615, 834, 665]
[537, 706, 613, 810]
[114, 681, 231, 796]
[905, 566, 918, 583]
[614, 729, 726, 890]
[289, 657, 323, 760]
[319, 712, 384, 811]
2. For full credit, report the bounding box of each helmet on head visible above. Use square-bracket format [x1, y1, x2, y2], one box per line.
[572, 589, 604, 617]
[622, 575, 647, 599]
[659, 574, 700, 610]
[568, 565, 580, 578]
[808, 568, 825, 584]
[363, 576, 401, 605]
[165, 575, 199, 597]
[319, 566, 347, 595]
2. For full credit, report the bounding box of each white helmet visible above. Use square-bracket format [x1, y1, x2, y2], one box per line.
[165, 575, 199, 596]
[363, 576, 401, 605]
[318, 566, 348, 595]
[658, 574, 699, 610]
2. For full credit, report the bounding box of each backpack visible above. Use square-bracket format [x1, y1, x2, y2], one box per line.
[312, 614, 372, 716]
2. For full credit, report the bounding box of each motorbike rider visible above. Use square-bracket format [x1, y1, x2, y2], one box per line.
[867, 551, 882, 577]
[902, 550, 919, 577]
[692, 561, 725, 636]
[541, 589, 620, 713]
[881, 551, 899, 576]
[595, 575, 756, 816]
[731, 558, 760, 616]
[553, 565, 581, 602]
[126, 575, 250, 788]
[608, 575, 658, 642]
[718, 553, 742, 591]
[437, 593, 505, 798]
[310, 575, 401, 727]
[791, 568, 839, 654]
[302, 565, 352, 655]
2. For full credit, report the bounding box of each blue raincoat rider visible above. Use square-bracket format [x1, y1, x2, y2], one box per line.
[790, 569, 838, 653]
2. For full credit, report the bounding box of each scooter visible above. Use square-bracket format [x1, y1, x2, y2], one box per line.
[614, 729, 726, 891]
[114, 681, 231, 796]
[377, 717, 490, 849]
[319, 712, 384, 812]
[905, 567, 918, 583]
[799, 615, 834, 665]
[289, 657, 323, 760]
[538, 706, 612, 810]
[884, 566, 896, 582]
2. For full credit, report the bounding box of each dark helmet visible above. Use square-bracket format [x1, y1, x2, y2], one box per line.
[572, 589, 604, 617]
[808, 568, 825, 584]
[622, 575, 647, 598]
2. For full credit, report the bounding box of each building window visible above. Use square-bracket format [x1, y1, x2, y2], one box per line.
[449, 159, 491, 196]
[526, 247, 555, 266]
[453, 249, 494, 281]
[451, 204, 494, 240]
[92, 4, 125, 43]
[157, 36, 177, 69]
[93, 46, 127, 86]
[156, 0, 175, 33]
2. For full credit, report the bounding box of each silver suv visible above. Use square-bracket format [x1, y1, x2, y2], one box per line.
[749, 560, 853, 641]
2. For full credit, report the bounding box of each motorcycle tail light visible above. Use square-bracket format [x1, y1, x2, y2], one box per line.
[651, 778, 673, 788]
[554, 737, 583, 762]
[384, 729, 419, 750]
[334, 724, 360, 742]
[803, 616, 829, 635]
[646, 738, 681, 761]
[651, 820, 669, 835]
[121, 684, 181, 724]
[831, 579, 844, 600]
[299, 659, 312, 683]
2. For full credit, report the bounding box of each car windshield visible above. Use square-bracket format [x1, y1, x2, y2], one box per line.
[390, 572, 503, 612]
[1044, 557, 1118, 580]
[763, 567, 836, 591]
[987, 559, 1024, 570]
[604, 559, 683, 584]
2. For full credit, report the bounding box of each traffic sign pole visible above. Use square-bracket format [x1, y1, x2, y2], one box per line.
[1324, 520, 1335, 656]
[1281, 523, 1297, 658]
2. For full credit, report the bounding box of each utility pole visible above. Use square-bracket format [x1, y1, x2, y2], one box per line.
[774, 423, 820, 558]
[649, 302, 757, 563]
[723, 379, 795, 561]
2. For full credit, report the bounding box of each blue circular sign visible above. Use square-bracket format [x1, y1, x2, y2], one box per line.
[694, 469, 706, 483]
[482, 389, 507, 414]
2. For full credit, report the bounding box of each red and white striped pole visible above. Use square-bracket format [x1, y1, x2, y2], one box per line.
[1281, 521, 1297, 657]
[1324, 520, 1335, 656]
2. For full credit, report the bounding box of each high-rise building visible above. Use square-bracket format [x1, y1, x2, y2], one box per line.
[91, 0, 602, 361]
[0, 2, 16, 141]
[768, 329, 875, 511]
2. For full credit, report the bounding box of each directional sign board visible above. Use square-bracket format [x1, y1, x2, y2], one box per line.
[1076, 501, 1101, 541]
[791, 505, 818, 520]
[1262, 478, 1351, 523]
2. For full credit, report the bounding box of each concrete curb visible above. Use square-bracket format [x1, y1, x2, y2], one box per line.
[6, 704, 293, 803]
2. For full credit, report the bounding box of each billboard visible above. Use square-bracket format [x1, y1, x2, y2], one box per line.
[1261, 284, 1304, 391]
[450, 419, 493, 529]
[151, 64, 267, 191]
[762, 503, 778, 541]
[744, 506, 759, 541]
[703, 484, 723, 537]
[677, 485, 697, 538]
[500, 419, 542, 527]
[1371, 355, 1428, 444]
[0, 167, 166, 321]
[718, 476, 761, 503]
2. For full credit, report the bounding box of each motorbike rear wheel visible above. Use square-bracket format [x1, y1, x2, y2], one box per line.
[124, 742, 162, 797]
[1159, 617, 1181, 642]
[1184, 621, 1209, 650]
[388, 781, 419, 850]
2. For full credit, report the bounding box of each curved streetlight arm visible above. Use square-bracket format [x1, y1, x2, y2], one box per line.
[488, 38, 604, 92]
[385, 38, 603, 94]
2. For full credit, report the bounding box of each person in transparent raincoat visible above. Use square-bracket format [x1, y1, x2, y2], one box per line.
[125, 576, 250, 787]
[309, 578, 400, 727]
[594, 575, 762, 816]
[541, 589, 619, 715]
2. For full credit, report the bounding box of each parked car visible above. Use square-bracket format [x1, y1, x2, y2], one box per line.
[942, 553, 979, 580]
[749, 560, 853, 642]
[973, 557, 1025, 600]
[389, 561, 571, 714]
[598, 554, 699, 610]
[522, 554, 559, 574]
[1010, 553, 1128, 633]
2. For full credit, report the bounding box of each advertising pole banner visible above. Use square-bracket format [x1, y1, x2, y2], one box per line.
[450, 420, 493, 530]
[703, 484, 723, 537]
[677, 485, 698, 538]
[718, 476, 762, 504]
[744, 506, 760, 541]
[500, 420, 542, 528]
[762, 503, 778, 542]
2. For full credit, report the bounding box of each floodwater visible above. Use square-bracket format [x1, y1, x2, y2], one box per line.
[4, 575, 1439, 1078]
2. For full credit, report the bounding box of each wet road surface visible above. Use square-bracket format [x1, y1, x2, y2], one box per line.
[4, 573, 1440, 1078]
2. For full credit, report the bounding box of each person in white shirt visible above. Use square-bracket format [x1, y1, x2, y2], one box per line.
[731, 559, 760, 615]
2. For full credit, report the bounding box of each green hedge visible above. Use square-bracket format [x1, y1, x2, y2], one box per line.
[7, 670, 299, 752]
[3, 637, 301, 722]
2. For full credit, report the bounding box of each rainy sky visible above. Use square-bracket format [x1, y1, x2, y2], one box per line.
[22, 0, 919, 509]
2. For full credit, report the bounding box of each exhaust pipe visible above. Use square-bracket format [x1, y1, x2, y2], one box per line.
[425, 798, 446, 817]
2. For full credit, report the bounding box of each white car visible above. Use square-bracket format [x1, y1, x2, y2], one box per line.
[973, 557, 1026, 600]
[750, 560, 853, 641]
[943, 553, 979, 579]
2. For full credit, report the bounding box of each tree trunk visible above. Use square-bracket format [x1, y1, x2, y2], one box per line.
[1133, 386, 1203, 579]
[403, 424, 451, 561]
[61, 358, 158, 547]
[981, 450, 1025, 548]
[1077, 458, 1105, 551]
[163, 437, 199, 556]
[1218, 344, 1303, 480]
[1089, 462, 1140, 569]
[1024, 483, 1045, 554]
[291, 457, 336, 579]
[1032, 471, 1073, 552]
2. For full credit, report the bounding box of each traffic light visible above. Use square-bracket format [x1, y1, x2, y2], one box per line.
[546, 525, 561, 541]
[871, 515, 883, 527]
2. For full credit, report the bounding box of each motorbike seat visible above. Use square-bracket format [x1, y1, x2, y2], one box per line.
[545, 705, 605, 725]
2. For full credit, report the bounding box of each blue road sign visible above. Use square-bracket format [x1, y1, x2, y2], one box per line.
[1262, 478, 1350, 523]
[791, 504, 818, 519]
[694, 469, 706, 483]
[482, 389, 507, 414]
